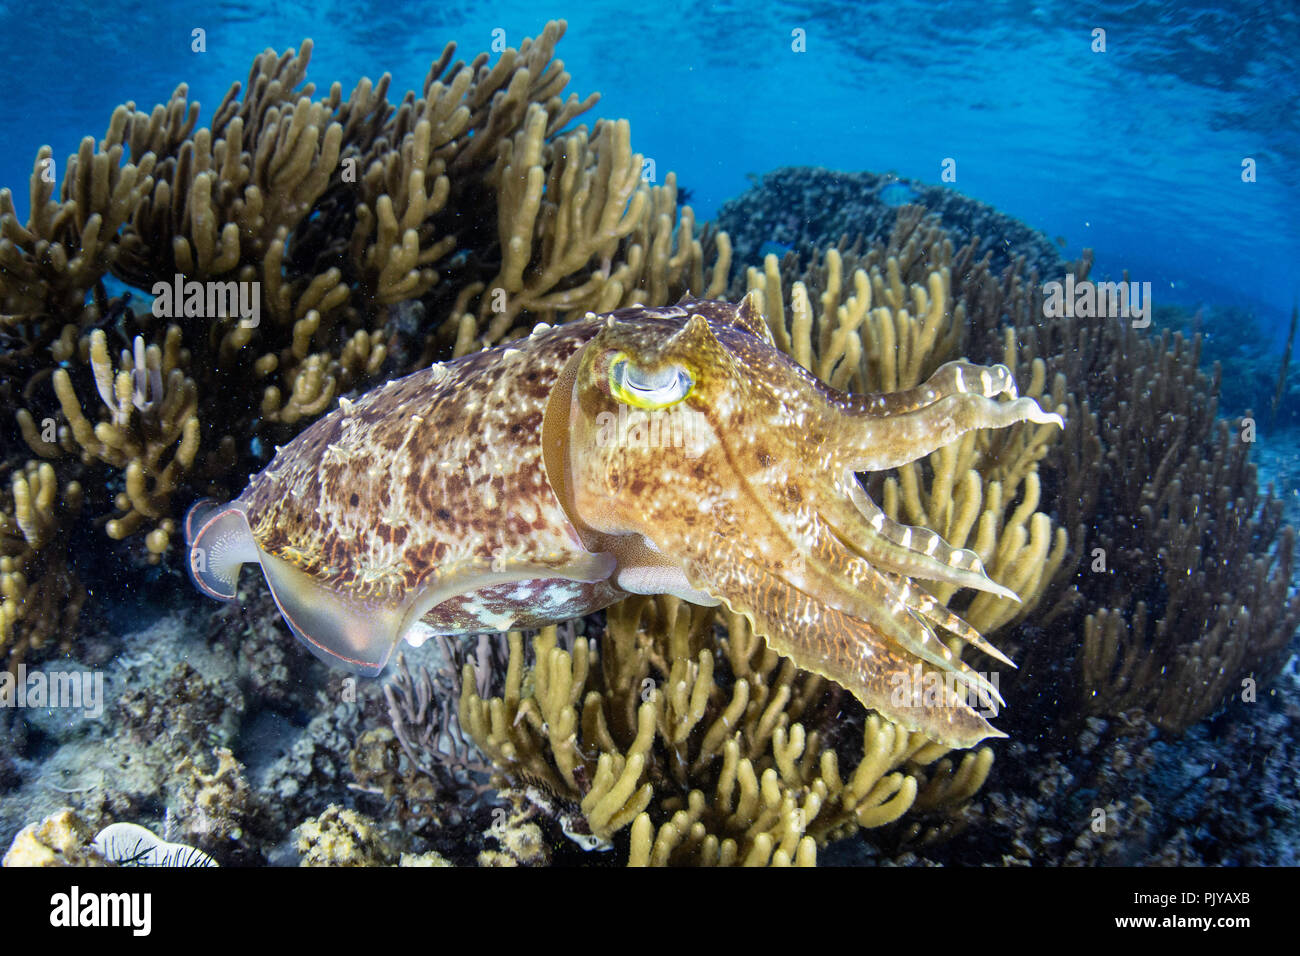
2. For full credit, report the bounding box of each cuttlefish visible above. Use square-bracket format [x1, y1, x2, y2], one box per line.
[187, 294, 1062, 747]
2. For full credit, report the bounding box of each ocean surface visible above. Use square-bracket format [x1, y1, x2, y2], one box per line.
[0, 0, 1298, 878]
[1, 0, 1296, 342]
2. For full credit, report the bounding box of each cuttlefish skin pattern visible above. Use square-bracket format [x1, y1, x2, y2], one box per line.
[186, 294, 1062, 748]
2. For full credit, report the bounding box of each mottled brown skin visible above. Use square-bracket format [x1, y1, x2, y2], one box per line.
[190, 295, 1061, 748]
[243, 322, 605, 608]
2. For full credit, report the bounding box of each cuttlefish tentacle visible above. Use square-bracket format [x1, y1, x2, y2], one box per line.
[669, 472, 1004, 720]
[741, 465, 1015, 669]
[829, 363, 1063, 472]
[846, 360, 1017, 417]
[827, 519, 1016, 671]
[895, 576, 1016, 670]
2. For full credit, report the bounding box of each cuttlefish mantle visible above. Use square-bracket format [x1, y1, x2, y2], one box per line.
[186, 293, 1062, 748]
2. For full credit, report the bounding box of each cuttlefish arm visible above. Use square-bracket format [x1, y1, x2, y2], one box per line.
[739, 362, 1058, 744]
[660, 473, 1010, 747]
[750, 363, 1057, 745]
[685, 538, 1003, 748]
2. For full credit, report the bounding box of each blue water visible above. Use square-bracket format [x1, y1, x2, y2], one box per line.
[1, 0, 1296, 343]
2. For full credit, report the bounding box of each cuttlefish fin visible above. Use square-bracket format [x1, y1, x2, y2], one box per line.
[256, 550, 406, 676]
[185, 497, 406, 675]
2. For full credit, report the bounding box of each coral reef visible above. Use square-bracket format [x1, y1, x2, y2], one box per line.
[399, 183, 1293, 865]
[293, 803, 457, 866]
[1156, 304, 1272, 417]
[1153, 301, 1297, 428]
[2, 808, 108, 867]
[117, 660, 244, 755]
[370, 649, 493, 819]
[259, 692, 366, 830]
[887, 658, 1300, 866]
[294, 805, 396, 866]
[1047, 316, 1299, 732]
[455, 599, 994, 866]
[716, 166, 1062, 282]
[1, 16, 1294, 870]
[931, 241, 1300, 734]
[0, 598, 412, 866]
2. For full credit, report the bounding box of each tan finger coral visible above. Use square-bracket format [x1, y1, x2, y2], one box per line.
[458, 597, 993, 866]
[0, 132, 156, 315]
[446, 112, 728, 354]
[41, 327, 198, 557]
[0, 461, 85, 663]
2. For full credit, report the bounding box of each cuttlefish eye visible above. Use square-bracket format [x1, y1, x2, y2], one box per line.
[609, 353, 694, 409]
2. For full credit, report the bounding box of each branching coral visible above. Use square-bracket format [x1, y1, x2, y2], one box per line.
[715, 166, 1063, 285]
[42, 328, 198, 553]
[0, 138, 156, 315]
[909, 229, 1300, 731]
[893, 223, 1297, 734]
[351, 648, 495, 825]
[456, 598, 993, 866]
[0, 461, 85, 663]
[1062, 328, 1300, 731]
[447, 118, 728, 354]
[3, 18, 1286, 872]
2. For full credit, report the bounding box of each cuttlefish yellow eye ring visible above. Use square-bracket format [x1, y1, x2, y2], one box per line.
[609, 353, 694, 409]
